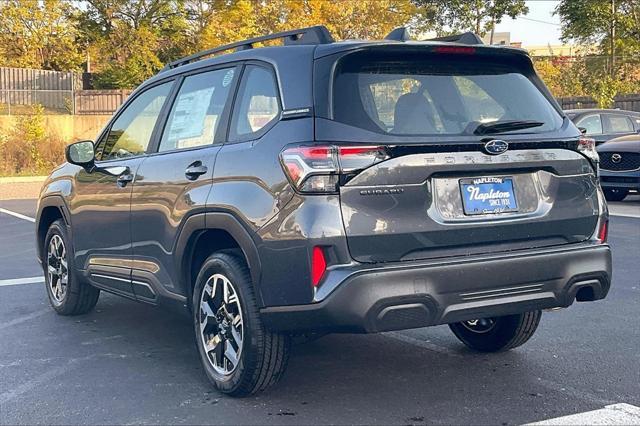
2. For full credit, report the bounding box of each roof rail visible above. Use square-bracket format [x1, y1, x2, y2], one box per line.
[385, 27, 411, 42]
[162, 25, 334, 71]
[425, 32, 484, 45]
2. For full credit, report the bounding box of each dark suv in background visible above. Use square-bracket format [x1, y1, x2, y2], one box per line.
[36, 26, 612, 396]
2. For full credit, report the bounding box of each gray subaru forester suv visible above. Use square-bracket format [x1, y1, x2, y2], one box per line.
[36, 26, 612, 396]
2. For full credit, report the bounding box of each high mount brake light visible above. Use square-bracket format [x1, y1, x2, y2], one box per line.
[280, 145, 389, 193]
[433, 46, 476, 54]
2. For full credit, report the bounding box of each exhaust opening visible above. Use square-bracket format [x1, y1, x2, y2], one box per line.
[575, 286, 596, 302]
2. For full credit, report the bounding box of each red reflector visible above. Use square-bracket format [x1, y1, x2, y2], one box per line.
[597, 220, 608, 243]
[311, 246, 327, 287]
[433, 46, 476, 54]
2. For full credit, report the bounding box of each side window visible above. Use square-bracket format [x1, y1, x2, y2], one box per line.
[576, 114, 603, 135]
[229, 65, 280, 141]
[158, 68, 237, 152]
[605, 114, 634, 133]
[98, 82, 172, 161]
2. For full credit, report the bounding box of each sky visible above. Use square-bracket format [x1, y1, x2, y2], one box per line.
[495, 0, 564, 46]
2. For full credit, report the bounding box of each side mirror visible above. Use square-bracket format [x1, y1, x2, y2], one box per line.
[578, 127, 588, 135]
[65, 140, 95, 169]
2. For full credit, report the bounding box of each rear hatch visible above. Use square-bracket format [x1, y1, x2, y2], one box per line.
[313, 45, 600, 263]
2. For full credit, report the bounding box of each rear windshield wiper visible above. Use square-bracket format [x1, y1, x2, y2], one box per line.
[471, 120, 545, 135]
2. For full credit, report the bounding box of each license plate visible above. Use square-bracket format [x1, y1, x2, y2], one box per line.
[460, 177, 518, 215]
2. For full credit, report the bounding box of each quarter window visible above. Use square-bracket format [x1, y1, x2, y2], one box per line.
[576, 114, 603, 135]
[230, 65, 280, 141]
[606, 114, 634, 133]
[159, 68, 237, 152]
[97, 82, 172, 161]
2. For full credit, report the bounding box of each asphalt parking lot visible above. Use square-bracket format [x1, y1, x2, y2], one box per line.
[1, 197, 639, 425]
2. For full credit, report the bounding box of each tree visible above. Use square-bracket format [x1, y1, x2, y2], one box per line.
[0, 0, 84, 71]
[77, 0, 190, 88]
[198, 0, 419, 51]
[555, 0, 640, 75]
[415, 0, 528, 37]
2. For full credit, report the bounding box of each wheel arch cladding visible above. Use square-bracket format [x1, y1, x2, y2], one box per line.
[180, 212, 263, 308]
[36, 199, 69, 262]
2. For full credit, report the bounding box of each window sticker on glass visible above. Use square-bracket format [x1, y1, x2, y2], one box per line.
[222, 69, 235, 87]
[167, 87, 215, 143]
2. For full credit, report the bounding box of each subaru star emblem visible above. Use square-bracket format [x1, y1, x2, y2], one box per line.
[484, 139, 509, 155]
[611, 153, 622, 163]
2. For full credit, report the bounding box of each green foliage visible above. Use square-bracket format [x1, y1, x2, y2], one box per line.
[198, 0, 419, 50]
[415, 0, 528, 36]
[534, 56, 640, 106]
[92, 26, 165, 89]
[556, 0, 640, 57]
[0, 104, 66, 176]
[0, 0, 84, 71]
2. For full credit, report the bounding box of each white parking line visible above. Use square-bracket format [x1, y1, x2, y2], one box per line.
[527, 403, 640, 425]
[0, 276, 44, 287]
[0, 207, 35, 222]
[610, 212, 640, 219]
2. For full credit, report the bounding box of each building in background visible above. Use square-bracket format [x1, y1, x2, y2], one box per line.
[482, 32, 511, 46]
[526, 44, 598, 57]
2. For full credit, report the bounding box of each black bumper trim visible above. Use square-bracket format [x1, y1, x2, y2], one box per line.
[260, 244, 612, 333]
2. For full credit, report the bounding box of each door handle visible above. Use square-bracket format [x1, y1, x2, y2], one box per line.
[116, 169, 134, 187]
[185, 161, 208, 180]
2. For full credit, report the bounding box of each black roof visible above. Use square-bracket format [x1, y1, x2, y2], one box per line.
[565, 108, 640, 116]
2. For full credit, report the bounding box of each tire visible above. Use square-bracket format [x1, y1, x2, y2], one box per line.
[193, 252, 290, 396]
[43, 219, 100, 315]
[603, 188, 628, 202]
[449, 310, 541, 352]
[291, 331, 327, 345]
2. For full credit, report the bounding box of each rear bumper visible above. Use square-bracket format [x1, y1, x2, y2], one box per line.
[600, 170, 640, 190]
[261, 243, 612, 333]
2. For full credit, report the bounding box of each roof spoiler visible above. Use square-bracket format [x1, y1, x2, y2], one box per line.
[425, 32, 484, 45]
[384, 27, 484, 45]
[162, 25, 334, 71]
[384, 27, 411, 42]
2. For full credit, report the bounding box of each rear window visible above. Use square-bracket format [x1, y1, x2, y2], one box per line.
[332, 50, 562, 136]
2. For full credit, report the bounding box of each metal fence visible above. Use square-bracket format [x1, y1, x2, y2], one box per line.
[0, 67, 131, 115]
[557, 94, 640, 112]
[0, 88, 132, 115]
[74, 90, 131, 115]
[0, 89, 73, 114]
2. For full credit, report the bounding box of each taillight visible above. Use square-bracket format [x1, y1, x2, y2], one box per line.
[311, 246, 327, 287]
[280, 144, 389, 193]
[597, 219, 608, 243]
[577, 136, 599, 175]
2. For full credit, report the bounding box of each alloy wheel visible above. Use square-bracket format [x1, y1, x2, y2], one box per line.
[47, 235, 68, 303]
[199, 273, 244, 376]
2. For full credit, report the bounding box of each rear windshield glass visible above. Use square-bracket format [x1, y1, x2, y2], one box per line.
[332, 50, 563, 136]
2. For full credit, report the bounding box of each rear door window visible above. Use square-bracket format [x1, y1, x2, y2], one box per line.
[158, 67, 237, 152]
[332, 51, 563, 136]
[575, 114, 603, 135]
[604, 114, 634, 134]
